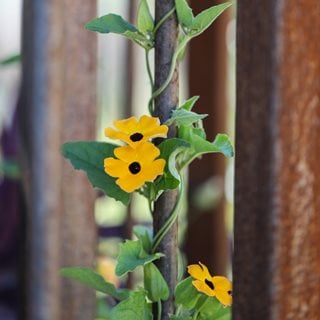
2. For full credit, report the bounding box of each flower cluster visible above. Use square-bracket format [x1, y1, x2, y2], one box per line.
[188, 262, 232, 307]
[104, 115, 168, 193]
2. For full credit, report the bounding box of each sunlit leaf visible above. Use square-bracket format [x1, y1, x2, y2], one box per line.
[144, 263, 169, 301]
[61, 141, 130, 205]
[60, 267, 129, 300]
[175, 0, 194, 28]
[137, 0, 154, 33]
[115, 240, 163, 277]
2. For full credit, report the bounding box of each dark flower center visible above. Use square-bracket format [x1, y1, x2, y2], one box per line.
[228, 290, 232, 296]
[205, 279, 215, 290]
[128, 162, 141, 174]
[130, 132, 143, 142]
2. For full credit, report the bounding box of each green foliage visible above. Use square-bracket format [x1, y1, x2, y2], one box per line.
[170, 316, 192, 320]
[190, 3, 232, 37]
[175, 277, 200, 310]
[60, 267, 129, 300]
[0, 53, 21, 66]
[133, 225, 152, 253]
[175, 0, 194, 29]
[155, 138, 190, 193]
[86, 14, 137, 34]
[61, 141, 130, 205]
[0, 160, 20, 179]
[144, 263, 169, 302]
[166, 109, 208, 127]
[197, 297, 231, 320]
[137, 0, 154, 33]
[178, 96, 200, 111]
[110, 289, 152, 320]
[115, 239, 164, 277]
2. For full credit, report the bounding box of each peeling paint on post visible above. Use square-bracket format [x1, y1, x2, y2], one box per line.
[234, 1, 320, 319]
[20, 0, 97, 319]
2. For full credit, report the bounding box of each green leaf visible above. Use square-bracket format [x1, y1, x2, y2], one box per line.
[133, 225, 152, 253]
[155, 138, 190, 192]
[86, 14, 137, 34]
[190, 3, 232, 37]
[0, 53, 21, 66]
[175, 277, 201, 310]
[166, 109, 208, 127]
[178, 96, 200, 111]
[137, 0, 154, 33]
[175, 0, 194, 29]
[110, 289, 152, 320]
[170, 316, 192, 320]
[61, 141, 130, 205]
[0, 160, 20, 179]
[60, 267, 129, 300]
[144, 263, 169, 302]
[115, 240, 164, 277]
[180, 128, 234, 160]
[198, 297, 231, 320]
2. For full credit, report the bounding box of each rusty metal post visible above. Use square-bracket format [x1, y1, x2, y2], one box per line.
[186, 0, 231, 275]
[19, 0, 97, 319]
[234, 1, 320, 319]
[153, 0, 179, 319]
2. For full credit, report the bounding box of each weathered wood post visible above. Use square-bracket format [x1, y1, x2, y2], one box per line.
[20, 0, 97, 319]
[234, 0, 320, 319]
[153, 1, 179, 318]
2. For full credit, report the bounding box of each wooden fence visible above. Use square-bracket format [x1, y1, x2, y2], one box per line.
[17, 0, 320, 319]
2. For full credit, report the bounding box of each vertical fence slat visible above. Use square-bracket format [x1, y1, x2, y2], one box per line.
[20, 0, 97, 319]
[234, 0, 320, 319]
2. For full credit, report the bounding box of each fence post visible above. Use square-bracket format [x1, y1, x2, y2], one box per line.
[234, 1, 320, 319]
[19, 0, 97, 319]
[153, 1, 179, 319]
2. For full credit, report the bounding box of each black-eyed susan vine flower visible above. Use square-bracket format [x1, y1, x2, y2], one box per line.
[105, 115, 168, 148]
[104, 141, 165, 193]
[187, 262, 232, 307]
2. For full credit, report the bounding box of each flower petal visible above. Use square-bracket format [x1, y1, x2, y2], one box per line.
[114, 145, 138, 163]
[212, 276, 232, 306]
[113, 117, 138, 133]
[140, 159, 165, 181]
[105, 127, 130, 144]
[215, 289, 232, 306]
[136, 142, 160, 163]
[139, 115, 168, 139]
[192, 280, 215, 297]
[104, 158, 128, 178]
[187, 262, 212, 282]
[116, 174, 145, 193]
[212, 276, 232, 292]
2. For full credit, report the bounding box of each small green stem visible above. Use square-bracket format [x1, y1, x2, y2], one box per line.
[152, 173, 184, 253]
[153, 7, 176, 35]
[157, 300, 162, 320]
[145, 49, 154, 93]
[192, 310, 200, 320]
[148, 36, 190, 113]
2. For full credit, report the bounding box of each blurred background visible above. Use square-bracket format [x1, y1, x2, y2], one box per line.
[0, 1, 235, 319]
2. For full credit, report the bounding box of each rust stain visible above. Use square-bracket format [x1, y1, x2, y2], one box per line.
[277, 0, 320, 319]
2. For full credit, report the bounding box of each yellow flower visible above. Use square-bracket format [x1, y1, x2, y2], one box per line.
[104, 142, 165, 193]
[105, 115, 168, 148]
[187, 262, 232, 306]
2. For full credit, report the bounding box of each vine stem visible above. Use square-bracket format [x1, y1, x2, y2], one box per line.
[153, 7, 176, 35]
[148, 36, 190, 113]
[157, 300, 162, 320]
[152, 173, 184, 253]
[145, 49, 154, 97]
